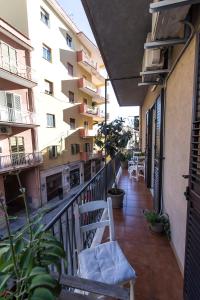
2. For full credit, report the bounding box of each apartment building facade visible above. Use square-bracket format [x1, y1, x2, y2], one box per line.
[0, 18, 42, 224]
[0, 0, 105, 206]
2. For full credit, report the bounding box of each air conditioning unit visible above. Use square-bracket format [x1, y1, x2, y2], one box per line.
[0, 126, 12, 135]
[152, 0, 190, 40]
[143, 33, 164, 71]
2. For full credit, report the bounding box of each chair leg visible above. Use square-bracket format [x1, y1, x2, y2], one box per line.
[129, 280, 135, 300]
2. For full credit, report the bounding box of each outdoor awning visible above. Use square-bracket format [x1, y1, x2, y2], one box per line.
[81, 0, 152, 106]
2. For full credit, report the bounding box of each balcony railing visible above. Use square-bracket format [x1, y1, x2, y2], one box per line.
[0, 152, 43, 172]
[44, 156, 120, 276]
[77, 50, 97, 70]
[79, 128, 96, 138]
[0, 106, 36, 125]
[0, 56, 34, 82]
[80, 103, 104, 120]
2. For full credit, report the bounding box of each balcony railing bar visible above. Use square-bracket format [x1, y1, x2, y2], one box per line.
[44, 156, 120, 276]
[0, 152, 43, 170]
[0, 105, 36, 125]
[0, 56, 34, 81]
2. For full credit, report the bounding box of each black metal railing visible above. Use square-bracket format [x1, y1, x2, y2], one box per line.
[44, 156, 120, 276]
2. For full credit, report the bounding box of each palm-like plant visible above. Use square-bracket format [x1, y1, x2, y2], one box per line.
[0, 171, 66, 300]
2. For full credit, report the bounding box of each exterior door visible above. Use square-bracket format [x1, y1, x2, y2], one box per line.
[184, 35, 200, 300]
[153, 93, 164, 212]
[145, 109, 153, 188]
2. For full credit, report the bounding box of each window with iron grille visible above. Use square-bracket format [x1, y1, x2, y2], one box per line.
[71, 144, 80, 155]
[70, 118, 76, 130]
[44, 79, 53, 95]
[67, 63, 73, 76]
[69, 91, 74, 103]
[42, 44, 52, 62]
[49, 145, 58, 159]
[47, 114, 55, 127]
[40, 7, 50, 26]
[66, 34, 72, 48]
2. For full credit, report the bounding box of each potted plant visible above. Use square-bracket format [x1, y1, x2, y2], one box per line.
[0, 172, 66, 300]
[95, 118, 132, 208]
[118, 151, 132, 169]
[143, 209, 171, 239]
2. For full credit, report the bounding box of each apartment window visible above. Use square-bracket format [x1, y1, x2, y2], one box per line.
[66, 33, 72, 48]
[71, 144, 80, 155]
[42, 44, 52, 62]
[47, 114, 55, 127]
[69, 91, 74, 103]
[67, 63, 73, 76]
[49, 145, 58, 159]
[70, 118, 76, 130]
[40, 7, 50, 26]
[84, 121, 89, 129]
[44, 80, 53, 95]
[10, 136, 24, 153]
[84, 143, 91, 153]
[83, 98, 87, 104]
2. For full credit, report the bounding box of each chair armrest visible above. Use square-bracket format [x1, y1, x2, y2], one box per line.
[52, 273, 130, 300]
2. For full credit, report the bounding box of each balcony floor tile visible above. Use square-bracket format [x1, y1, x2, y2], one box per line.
[113, 170, 183, 300]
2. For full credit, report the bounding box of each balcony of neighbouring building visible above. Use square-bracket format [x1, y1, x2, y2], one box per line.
[80, 151, 102, 161]
[77, 50, 105, 86]
[0, 19, 37, 89]
[79, 103, 104, 122]
[0, 152, 43, 174]
[79, 128, 96, 138]
[0, 106, 38, 128]
[78, 77, 99, 97]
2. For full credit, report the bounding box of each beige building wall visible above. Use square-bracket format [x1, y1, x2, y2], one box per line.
[141, 37, 196, 273]
[163, 37, 196, 272]
[0, 0, 29, 36]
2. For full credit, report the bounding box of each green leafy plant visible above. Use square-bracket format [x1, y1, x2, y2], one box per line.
[0, 172, 66, 300]
[143, 209, 171, 240]
[95, 118, 132, 194]
[118, 151, 132, 162]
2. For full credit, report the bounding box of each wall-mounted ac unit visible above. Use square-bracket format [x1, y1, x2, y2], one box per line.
[143, 33, 164, 71]
[152, 0, 190, 40]
[0, 126, 12, 135]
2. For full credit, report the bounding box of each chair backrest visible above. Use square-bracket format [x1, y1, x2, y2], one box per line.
[74, 198, 115, 253]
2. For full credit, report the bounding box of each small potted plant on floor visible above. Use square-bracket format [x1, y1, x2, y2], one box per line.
[0, 171, 66, 300]
[118, 150, 132, 169]
[95, 118, 132, 208]
[143, 209, 171, 239]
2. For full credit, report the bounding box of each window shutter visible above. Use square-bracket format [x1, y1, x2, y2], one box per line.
[14, 95, 21, 111]
[0, 91, 6, 106]
[184, 34, 200, 299]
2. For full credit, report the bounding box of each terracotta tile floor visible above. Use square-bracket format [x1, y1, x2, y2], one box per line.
[114, 170, 183, 300]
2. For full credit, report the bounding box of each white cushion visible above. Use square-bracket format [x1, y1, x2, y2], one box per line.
[78, 241, 136, 284]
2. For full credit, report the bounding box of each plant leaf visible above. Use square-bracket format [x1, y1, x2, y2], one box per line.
[29, 274, 57, 291]
[0, 273, 11, 291]
[30, 287, 56, 300]
[29, 267, 48, 277]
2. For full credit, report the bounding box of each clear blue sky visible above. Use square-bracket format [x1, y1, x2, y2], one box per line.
[57, 0, 96, 44]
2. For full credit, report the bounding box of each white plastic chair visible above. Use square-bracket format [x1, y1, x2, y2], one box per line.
[74, 198, 136, 300]
[128, 156, 145, 181]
